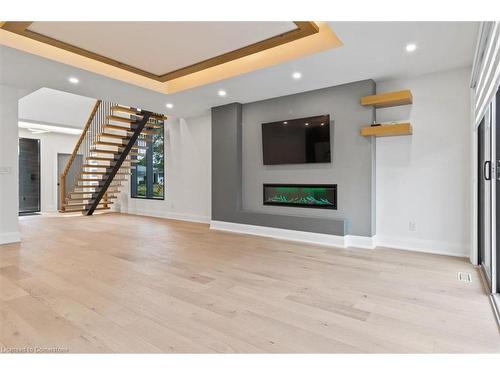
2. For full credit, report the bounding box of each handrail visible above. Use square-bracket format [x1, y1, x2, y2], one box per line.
[59, 100, 101, 211]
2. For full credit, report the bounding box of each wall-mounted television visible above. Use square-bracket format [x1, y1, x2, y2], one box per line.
[262, 114, 331, 165]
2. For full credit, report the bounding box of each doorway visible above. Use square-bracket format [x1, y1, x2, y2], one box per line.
[478, 86, 500, 295]
[18, 138, 41, 214]
[57, 153, 83, 210]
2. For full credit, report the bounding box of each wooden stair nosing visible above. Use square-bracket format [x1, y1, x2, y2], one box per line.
[89, 149, 140, 156]
[111, 106, 167, 121]
[98, 132, 131, 140]
[82, 162, 133, 168]
[63, 206, 111, 213]
[107, 115, 133, 124]
[104, 124, 157, 137]
[80, 171, 131, 176]
[65, 199, 114, 206]
[107, 115, 163, 129]
[95, 140, 128, 147]
[72, 189, 120, 194]
[82, 163, 132, 169]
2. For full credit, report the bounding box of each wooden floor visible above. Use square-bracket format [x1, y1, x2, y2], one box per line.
[0, 213, 499, 353]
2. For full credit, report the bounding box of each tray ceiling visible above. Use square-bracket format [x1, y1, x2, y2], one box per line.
[2, 21, 318, 82]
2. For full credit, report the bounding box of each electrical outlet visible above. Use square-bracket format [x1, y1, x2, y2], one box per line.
[409, 221, 417, 232]
[0, 166, 12, 175]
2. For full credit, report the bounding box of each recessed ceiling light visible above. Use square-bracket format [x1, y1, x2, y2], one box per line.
[305, 122, 309, 126]
[283, 121, 288, 125]
[292, 72, 302, 80]
[320, 123, 325, 126]
[68, 77, 79, 84]
[166, 103, 174, 109]
[218, 90, 227, 97]
[405, 43, 417, 52]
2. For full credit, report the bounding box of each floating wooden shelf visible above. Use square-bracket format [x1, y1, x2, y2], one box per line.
[361, 90, 413, 108]
[360, 123, 412, 137]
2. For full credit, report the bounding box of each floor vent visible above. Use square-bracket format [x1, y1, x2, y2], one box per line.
[457, 272, 472, 282]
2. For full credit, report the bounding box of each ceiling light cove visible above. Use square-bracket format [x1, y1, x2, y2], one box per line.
[166, 103, 174, 109]
[68, 77, 79, 84]
[406, 43, 417, 52]
[218, 90, 227, 97]
[292, 72, 302, 80]
[18, 121, 83, 135]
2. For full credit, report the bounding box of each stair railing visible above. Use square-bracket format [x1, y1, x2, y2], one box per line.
[59, 99, 115, 211]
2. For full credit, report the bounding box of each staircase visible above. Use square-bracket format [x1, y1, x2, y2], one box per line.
[59, 101, 165, 215]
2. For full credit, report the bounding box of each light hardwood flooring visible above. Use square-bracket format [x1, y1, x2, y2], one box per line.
[0, 212, 499, 353]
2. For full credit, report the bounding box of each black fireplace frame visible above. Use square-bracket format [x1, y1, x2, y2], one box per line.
[263, 183, 338, 210]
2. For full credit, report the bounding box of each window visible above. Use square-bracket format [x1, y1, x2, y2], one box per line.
[131, 128, 164, 199]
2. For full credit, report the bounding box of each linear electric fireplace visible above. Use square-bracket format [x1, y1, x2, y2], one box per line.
[263, 184, 337, 209]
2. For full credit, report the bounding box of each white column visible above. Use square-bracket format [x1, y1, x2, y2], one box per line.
[0, 84, 21, 244]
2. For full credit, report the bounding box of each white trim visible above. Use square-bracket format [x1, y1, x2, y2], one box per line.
[210, 221, 468, 256]
[492, 98, 498, 293]
[0, 232, 21, 245]
[121, 208, 210, 224]
[210, 220, 376, 249]
[345, 234, 377, 249]
[376, 235, 469, 258]
[491, 294, 500, 330]
[471, 92, 479, 265]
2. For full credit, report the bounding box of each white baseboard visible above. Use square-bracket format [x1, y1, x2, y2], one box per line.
[209, 221, 469, 256]
[0, 231, 21, 245]
[375, 235, 468, 257]
[121, 209, 210, 224]
[346, 234, 377, 249]
[210, 220, 376, 249]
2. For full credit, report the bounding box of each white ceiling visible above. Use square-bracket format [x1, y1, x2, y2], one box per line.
[28, 21, 297, 75]
[19, 88, 96, 129]
[1, 22, 479, 119]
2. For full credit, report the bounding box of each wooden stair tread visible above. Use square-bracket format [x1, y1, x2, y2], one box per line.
[63, 206, 111, 213]
[104, 124, 157, 136]
[77, 182, 123, 186]
[78, 177, 127, 181]
[68, 195, 117, 199]
[107, 115, 133, 123]
[111, 106, 167, 121]
[92, 143, 147, 150]
[99, 132, 130, 140]
[82, 163, 133, 168]
[89, 149, 139, 156]
[65, 200, 113, 206]
[80, 171, 130, 175]
[86, 156, 118, 161]
[72, 188, 120, 193]
[95, 141, 127, 147]
[84, 162, 135, 167]
[89, 149, 118, 155]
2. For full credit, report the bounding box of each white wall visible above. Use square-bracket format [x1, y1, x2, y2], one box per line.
[18, 128, 80, 212]
[119, 113, 211, 223]
[375, 67, 471, 257]
[0, 85, 23, 244]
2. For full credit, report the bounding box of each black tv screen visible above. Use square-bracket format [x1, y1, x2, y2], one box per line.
[262, 114, 331, 165]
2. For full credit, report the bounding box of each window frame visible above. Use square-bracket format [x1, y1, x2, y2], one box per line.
[130, 129, 165, 200]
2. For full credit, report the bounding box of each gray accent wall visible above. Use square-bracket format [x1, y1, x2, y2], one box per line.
[212, 79, 376, 237]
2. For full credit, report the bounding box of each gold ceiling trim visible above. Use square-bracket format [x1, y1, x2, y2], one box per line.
[0, 21, 343, 95]
[1, 21, 319, 82]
